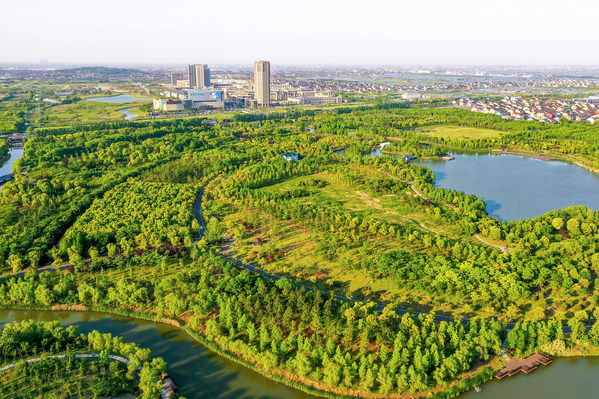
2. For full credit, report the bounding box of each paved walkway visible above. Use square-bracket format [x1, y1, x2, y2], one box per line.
[378, 168, 458, 210]
[474, 233, 511, 254]
[0, 353, 140, 372]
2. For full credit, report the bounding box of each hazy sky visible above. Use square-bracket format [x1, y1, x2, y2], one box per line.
[3, 0, 599, 66]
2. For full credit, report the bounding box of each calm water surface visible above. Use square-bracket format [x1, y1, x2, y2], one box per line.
[414, 152, 599, 221]
[0, 147, 23, 176]
[0, 147, 24, 192]
[87, 94, 151, 103]
[460, 357, 599, 399]
[0, 309, 313, 399]
[119, 107, 138, 120]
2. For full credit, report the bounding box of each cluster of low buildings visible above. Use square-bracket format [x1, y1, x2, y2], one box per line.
[540, 78, 599, 88]
[454, 96, 599, 124]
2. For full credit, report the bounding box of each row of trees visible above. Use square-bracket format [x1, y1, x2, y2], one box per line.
[0, 254, 503, 396]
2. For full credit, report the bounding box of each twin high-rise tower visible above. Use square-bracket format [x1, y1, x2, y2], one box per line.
[188, 64, 211, 88]
[254, 60, 270, 107]
[187, 61, 271, 107]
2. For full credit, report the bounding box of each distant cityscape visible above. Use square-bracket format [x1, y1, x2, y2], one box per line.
[2, 63, 599, 122]
[153, 61, 343, 112]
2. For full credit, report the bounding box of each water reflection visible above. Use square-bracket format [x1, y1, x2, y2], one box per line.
[0, 309, 313, 399]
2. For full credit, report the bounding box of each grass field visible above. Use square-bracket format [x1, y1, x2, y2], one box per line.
[420, 125, 504, 139]
[45, 99, 151, 126]
[216, 164, 474, 310]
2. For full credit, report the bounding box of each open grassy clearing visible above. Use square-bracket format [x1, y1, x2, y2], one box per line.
[221, 207, 431, 305]
[220, 206, 493, 317]
[215, 164, 488, 312]
[45, 99, 150, 126]
[259, 165, 466, 239]
[419, 125, 504, 139]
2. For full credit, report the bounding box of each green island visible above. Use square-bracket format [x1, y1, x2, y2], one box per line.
[1, 82, 599, 398]
[0, 320, 173, 398]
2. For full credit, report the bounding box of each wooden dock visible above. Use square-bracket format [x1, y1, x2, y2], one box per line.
[495, 353, 552, 379]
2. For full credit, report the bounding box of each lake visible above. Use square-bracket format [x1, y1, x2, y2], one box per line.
[414, 152, 599, 221]
[0, 309, 313, 399]
[87, 94, 152, 103]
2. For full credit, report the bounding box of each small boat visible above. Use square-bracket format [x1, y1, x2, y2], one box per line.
[474, 386, 482, 392]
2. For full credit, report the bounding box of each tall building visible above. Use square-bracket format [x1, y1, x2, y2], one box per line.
[254, 60, 270, 107]
[188, 64, 211, 88]
[170, 72, 179, 85]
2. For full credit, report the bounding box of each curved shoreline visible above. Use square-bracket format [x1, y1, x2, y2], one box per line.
[489, 148, 599, 175]
[0, 303, 495, 399]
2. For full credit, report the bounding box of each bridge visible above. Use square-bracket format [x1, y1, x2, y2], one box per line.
[0, 133, 27, 148]
[0, 174, 13, 184]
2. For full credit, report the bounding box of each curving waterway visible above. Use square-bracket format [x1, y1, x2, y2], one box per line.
[118, 107, 138, 120]
[0, 147, 24, 192]
[0, 147, 23, 176]
[0, 309, 313, 399]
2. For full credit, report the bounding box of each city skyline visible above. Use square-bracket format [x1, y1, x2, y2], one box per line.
[3, 0, 599, 66]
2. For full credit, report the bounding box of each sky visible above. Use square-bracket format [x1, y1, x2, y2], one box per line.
[2, 0, 599, 66]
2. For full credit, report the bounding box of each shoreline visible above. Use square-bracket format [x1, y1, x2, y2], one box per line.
[0, 302, 497, 399]
[490, 148, 599, 175]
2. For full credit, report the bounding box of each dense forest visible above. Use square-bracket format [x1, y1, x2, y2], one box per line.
[0, 103, 599, 397]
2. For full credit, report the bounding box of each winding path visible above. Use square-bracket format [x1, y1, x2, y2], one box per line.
[379, 168, 517, 254]
[474, 233, 511, 254]
[193, 180, 539, 331]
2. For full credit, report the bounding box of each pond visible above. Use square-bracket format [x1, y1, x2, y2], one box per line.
[0, 309, 313, 399]
[353, 148, 599, 221]
[87, 94, 152, 103]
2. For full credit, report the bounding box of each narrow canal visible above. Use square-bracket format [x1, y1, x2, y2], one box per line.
[0, 147, 24, 192]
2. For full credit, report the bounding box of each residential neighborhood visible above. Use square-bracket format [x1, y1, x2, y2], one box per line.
[454, 96, 599, 124]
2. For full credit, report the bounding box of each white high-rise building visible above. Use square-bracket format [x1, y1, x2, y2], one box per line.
[254, 60, 270, 107]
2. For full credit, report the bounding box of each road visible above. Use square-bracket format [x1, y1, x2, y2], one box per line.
[0, 264, 73, 279]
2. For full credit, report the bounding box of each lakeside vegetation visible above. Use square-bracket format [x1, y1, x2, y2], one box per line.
[0, 140, 9, 166]
[1, 89, 599, 397]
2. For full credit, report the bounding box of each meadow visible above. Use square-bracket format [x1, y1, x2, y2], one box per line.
[420, 125, 504, 139]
